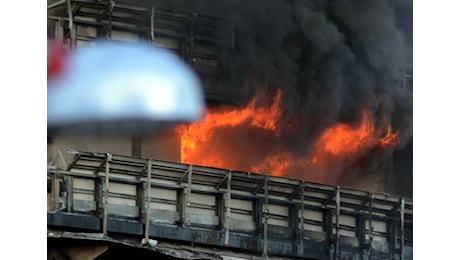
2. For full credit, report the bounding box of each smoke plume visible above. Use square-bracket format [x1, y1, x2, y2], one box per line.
[157, 0, 413, 196]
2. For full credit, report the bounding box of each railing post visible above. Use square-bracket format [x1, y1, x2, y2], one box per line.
[299, 181, 305, 255]
[334, 187, 340, 260]
[102, 154, 111, 236]
[262, 175, 269, 257]
[368, 193, 374, 258]
[357, 214, 365, 260]
[66, 174, 73, 213]
[325, 208, 333, 253]
[51, 169, 60, 212]
[181, 165, 193, 227]
[144, 159, 152, 241]
[224, 170, 232, 245]
[400, 198, 405, 260]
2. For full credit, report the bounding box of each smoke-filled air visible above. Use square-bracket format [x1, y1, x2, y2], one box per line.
[169, 0, 413, 195]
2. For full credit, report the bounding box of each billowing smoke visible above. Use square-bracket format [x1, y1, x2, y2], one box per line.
[156, 0, 413, 196]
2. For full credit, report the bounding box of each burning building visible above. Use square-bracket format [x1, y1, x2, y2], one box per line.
[48, 0, 413, 198]
[47, 0, 413, 259]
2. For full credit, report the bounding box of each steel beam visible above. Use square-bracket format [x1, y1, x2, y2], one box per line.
[48, 0, 67, 10]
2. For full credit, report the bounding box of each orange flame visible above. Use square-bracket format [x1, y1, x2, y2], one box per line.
[250, 151, 294, 176]
[175, 89, 400, 184]
[175, 89, 282, 167]
[309, 107, 400, 172]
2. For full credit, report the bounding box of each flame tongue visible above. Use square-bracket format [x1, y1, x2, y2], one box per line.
[378, 125, 400, 147]
[313, 108, 399, 157]
[175, 90, 400, 184]
[176, 89, 282, 166]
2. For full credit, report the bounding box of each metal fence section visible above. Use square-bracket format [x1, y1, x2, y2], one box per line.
[47, 150, 413, 259]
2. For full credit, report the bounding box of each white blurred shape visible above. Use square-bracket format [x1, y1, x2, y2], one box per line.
[48, 40, 205, 130]
[141, 238, 158, 247]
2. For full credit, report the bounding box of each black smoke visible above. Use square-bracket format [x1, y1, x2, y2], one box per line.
[148, 0, 413, 197]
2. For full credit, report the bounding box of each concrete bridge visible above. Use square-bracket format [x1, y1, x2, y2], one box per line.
[47, 150, 413, 259]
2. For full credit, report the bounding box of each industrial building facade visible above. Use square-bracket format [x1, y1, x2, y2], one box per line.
[47, 1, 413, 259]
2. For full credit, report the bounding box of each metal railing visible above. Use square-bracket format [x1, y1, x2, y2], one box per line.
[47, 150, 413, 259]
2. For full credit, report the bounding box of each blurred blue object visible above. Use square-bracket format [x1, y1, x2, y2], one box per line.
[47, 40, 205, 133]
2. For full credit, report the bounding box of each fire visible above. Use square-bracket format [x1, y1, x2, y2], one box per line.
[307, 107, 400, 183]
[175, 89, 400, 184]
[312, 108, 399, 157]
[250, 151, 295, 176]
[378, 125, 400, 147]
[175, 89, 282, 167]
